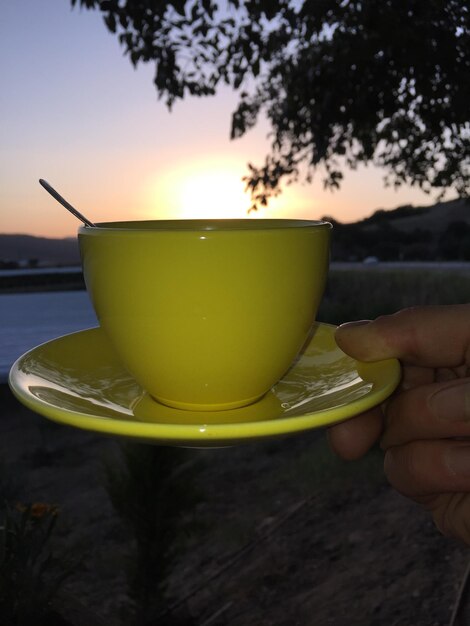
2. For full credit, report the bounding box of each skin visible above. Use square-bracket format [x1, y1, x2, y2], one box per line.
[328, 304, 470, 545]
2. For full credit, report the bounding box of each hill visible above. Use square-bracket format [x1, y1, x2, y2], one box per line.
[0, 234, 80, 267]
[1, 198, 469, 266]
[323, 197, 470, 261]
[357, 197, 469, 232]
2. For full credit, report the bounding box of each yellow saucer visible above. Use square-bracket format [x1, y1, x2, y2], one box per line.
[8, 324, 400, 447]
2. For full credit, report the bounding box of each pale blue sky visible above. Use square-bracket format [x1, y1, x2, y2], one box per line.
[0, 0, 442, 237]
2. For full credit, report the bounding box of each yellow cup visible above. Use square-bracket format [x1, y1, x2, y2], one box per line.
[78, 219, 331, 411]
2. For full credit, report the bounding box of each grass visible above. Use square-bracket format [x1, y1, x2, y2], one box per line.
[318, 266, 470, 325]
[0, 503, 74, 626]
[172, 436, 386, 561]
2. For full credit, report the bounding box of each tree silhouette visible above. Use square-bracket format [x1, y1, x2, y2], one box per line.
[72, 0, 469, 207]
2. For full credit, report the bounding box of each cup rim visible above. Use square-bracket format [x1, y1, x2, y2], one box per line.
[78, 218, 333, 234]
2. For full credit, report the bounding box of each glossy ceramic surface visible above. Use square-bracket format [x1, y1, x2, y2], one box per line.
[78, 219, 331, 410]
[9, 323, 400, 447]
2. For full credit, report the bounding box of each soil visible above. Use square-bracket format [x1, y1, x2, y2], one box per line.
[1, 384, 469, 626]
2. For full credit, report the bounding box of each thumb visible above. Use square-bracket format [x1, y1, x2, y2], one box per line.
[334, 318, 387, 361]
[335, 305, 470, 368]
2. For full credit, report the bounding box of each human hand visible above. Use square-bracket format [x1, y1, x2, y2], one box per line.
[328, 304, 470, 545]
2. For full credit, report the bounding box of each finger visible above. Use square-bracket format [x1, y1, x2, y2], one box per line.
[335, 304, 470, 368]
[381, 378, 470, 449]
[420, 492, 470, 544]
[384, 440, 470, 498]
[327, 407, 383, 460]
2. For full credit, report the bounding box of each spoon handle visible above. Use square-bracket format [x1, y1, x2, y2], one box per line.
[39, 179, 96, 228]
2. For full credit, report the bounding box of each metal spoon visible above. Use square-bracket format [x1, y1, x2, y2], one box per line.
[39, 179, 96, 227]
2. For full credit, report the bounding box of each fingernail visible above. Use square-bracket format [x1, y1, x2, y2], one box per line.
[429, 381, 470, 422]
[337, 320, 371, 330]
[446, 445, 470, 477]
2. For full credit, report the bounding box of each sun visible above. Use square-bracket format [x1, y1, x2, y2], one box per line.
[144, 162, 256, 220]
[143, 159, 316, 221]
[175, 168, 252, 219]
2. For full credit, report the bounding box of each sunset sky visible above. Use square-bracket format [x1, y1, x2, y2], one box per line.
[1, 0, 446, 239]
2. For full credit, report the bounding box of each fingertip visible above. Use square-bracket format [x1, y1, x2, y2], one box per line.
[335, 320, 371, 342]
[335, 320, 375, 361]
[335, 314, 406, 362]
[327, 426, 364, 461]
[327, 409, 383, 460]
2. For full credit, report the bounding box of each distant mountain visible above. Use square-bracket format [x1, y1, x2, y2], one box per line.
[0, 234, 80, 266]
[355, 198, 470, 232]
[1, 197, 469, 266]
[323, 198, 470, 262]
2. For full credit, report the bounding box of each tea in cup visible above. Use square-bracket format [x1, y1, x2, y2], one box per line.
[78, 219, 331, 410]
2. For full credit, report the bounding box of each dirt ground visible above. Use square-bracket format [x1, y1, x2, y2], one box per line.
[1, 383, 469, 626]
